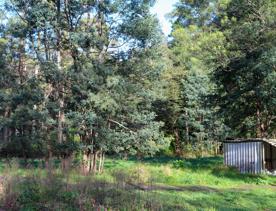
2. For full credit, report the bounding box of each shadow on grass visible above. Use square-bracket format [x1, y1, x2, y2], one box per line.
[1, 173, 275, 211]
[105, 156, 274, 185]
[2, 156, 275, 186]
[128, 155, 223, 169]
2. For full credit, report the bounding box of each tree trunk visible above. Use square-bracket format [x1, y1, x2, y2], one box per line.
[3, 107, 9, 143]
[98, 151, 102, 173]
[256, 101, 266, 138]
[82, 153, 90, 175]
[100, 152, 105, 173]
[98, 150, 105, 173]
[56, 0, 64, 144]
[92, 151, 98, 173]
[174, 129, 181, 156]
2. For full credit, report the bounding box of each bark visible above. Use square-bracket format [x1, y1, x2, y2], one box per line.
[57, 91, 65, 143]
[56, 0, 65, 144]
[98, 151, 102, 173]
[98, 150, 105, 173]
[3, 107, 9, 143]
[174, 129, 181, 156]
[256, 101, 266, 138]
[82, 153, 90, 175]
[92, 151, 98, 173]
[100, 152, 105, 173]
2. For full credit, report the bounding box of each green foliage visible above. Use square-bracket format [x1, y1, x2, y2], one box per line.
[212, 0, 276, 138]
[1, 157, 276, 210]
[0, 0, 167, 160]
[167, 0, 276, 149]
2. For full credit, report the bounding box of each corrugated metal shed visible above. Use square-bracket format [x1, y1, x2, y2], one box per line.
[223, 139, 276, 174]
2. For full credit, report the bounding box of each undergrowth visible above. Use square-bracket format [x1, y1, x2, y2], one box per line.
[0, 156, 275, 210]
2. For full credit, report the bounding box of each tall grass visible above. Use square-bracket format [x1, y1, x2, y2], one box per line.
[0, 156, 275, 210]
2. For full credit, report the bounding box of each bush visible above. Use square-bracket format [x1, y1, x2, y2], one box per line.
[112, 165, 152, 185]
[172, 160, 192, 169]
[17, 178, 43, 209]
[128, 165, 151, 184]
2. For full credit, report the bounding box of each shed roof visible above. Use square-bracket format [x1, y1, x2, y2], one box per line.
[224, 138, 276, 147]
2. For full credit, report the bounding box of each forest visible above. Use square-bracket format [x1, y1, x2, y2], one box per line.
[0, 0, 275, 210]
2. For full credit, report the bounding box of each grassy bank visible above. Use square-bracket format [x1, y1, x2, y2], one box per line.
[0, 156, 275, 210]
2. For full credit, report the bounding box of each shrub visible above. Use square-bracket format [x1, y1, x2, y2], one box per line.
[18, 178, 43, 206]
[128, 165, 151, 184]
[172, 160, 192, 169]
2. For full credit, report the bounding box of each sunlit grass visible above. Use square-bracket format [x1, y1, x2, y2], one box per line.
[0, 156, 276, 210]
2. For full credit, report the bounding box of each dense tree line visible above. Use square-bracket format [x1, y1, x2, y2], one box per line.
[159, 0, 275, 155]
[0, 0, 275, 170]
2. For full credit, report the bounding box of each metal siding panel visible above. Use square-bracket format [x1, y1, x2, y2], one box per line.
[244, 143, 248, 173]
[237, 143, 240, 171]
[253, 142, 257, 174]
[245, 142, 248, 173]
[244, 142, 247, 173]
[224, 141, 265, 174]
[259, 142, 262, 173]
[232, 144, 235, 166]
[241, 143, 244, 173]
[254, 142, 257, 174]
[257, 142, 261, 174]
[243, 142, 246, 173]
[253, 142, 255, 174]
[227, 143, 230, 166]
[239, 143, 242, 172]
[255, 142, 259, 174]
[247, 142, 250, 173]
[251, 142, 255, 174]
[223, 143, 226, 165]
[227, 143, 229, 165]
[260, 142, 263, 172]
[232, 144, 234, 166]
[249, 142, 252, 174]
[246, 142, 250, 173]
[237, 143, 241, 168]
[236, 144, 239, 168]
[251, 142, 254, 174]
[225, 143, 228, 165]
[256, 142, 259, 174]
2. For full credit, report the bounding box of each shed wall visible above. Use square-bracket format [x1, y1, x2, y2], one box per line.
[224, 142, 263, 174]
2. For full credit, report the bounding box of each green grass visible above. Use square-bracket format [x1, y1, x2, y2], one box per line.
[103, 156, 276, 187]
[1, 156, 276, 210]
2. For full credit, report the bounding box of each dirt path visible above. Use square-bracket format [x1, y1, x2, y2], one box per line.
[229, 184, 276, 191]
[127, 182, 276, 193]
[127, 182, 219, 192]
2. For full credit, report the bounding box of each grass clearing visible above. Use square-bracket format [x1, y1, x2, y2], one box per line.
[0, 156, 275, 210]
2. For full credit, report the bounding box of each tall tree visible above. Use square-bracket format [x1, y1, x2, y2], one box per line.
[0, 0, 168, 172]
[162, 1, 228, 156]
[213, 0, 276, 138]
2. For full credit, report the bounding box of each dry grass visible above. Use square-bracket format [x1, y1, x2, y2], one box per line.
[0, 157, 276, 210]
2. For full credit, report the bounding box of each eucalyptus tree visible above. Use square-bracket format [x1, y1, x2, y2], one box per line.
[165, 0, 228, 156]
[213, 0, 276, 138]
[170, 0, 276, 142]
[0, 0, 167, 172]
